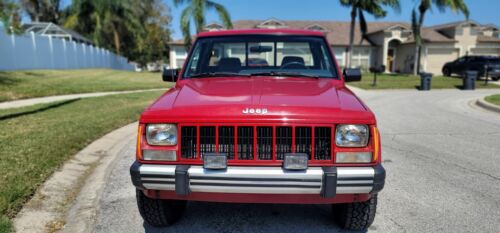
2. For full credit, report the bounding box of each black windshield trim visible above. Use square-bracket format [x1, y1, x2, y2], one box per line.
[181, 35, 339, 80]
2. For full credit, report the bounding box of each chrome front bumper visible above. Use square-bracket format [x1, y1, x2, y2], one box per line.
[130, 162, 385, 197]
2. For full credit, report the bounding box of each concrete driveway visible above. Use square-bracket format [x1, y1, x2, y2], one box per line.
[64, 88, 500, 233]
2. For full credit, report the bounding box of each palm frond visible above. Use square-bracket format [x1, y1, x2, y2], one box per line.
[339, 0, 355, 7]
[173, 0, 190, 6]
[364, 3, 386, 18]
[432, 0, 469, 18]
[382, 0, 401, 13]
[180, 5, 193, 46]
[193, 0, 205, 33]
[208, 1, 232, 29]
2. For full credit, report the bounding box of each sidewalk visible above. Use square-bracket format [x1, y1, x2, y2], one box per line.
[0, 88, 166, 110]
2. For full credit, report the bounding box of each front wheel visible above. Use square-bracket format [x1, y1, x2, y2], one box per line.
[492, 77, 500, 81]
[332, 194, 378, 231]
[442, 67, 451, 77]
[136, 189, 187, 227]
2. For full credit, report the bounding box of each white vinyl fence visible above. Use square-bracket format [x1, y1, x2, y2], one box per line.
[0, 29, 133, 71]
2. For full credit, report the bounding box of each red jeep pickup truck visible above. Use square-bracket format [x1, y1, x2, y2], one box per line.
[130, 29, 385, 231]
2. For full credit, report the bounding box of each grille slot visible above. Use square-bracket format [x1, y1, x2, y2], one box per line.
[295, 127, 312, 159]
[180, 125, 333, 162]
[276, 127, 292, 160]
[237, 126, 254, 160]
[181, 126, 197, 159]
[200, 126, 216, 155]
[218, 126, 235, 159]
[257, 127, 273, 160]
[314, 127, 331, 160]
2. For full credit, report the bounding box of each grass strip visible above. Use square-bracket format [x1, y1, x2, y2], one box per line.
[0, 69, 171, 102]
[485, 94, 500, 106]
[0, 90, 164, 233]
[348, 73, 500, 90]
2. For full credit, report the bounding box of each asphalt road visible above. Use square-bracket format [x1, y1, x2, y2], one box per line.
[89, 88, 500, 233]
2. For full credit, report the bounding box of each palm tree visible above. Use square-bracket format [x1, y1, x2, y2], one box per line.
[64, 0, 143, 55]
[411, 0, 468, 75]
[0, 0, 22, 34]
[20, 0, 61, 23]
[174, 0, 232, 47]
[340, 0, 400, 68]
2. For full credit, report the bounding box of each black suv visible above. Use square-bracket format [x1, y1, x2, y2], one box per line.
[442, 56, 500, 81]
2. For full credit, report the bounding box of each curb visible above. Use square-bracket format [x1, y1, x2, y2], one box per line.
[476, 98, 500, 114]
[13, 122, 137, 233]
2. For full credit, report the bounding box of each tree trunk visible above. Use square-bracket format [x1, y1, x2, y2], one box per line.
[346, 6, 357, 68]
[413, 10, 426, 75]
[413, 43, 420, 75]
[112, 28, 121, 55]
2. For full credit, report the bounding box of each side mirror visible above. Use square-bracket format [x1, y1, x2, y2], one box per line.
[343, 68, 362, 82]
[162, 69, 179, 82]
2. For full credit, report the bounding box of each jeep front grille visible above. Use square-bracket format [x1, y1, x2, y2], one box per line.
[180, 125, 332, 161]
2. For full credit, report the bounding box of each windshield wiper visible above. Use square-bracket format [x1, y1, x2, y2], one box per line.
[250, 71, 319, 79]
[188, 72, 250, 78]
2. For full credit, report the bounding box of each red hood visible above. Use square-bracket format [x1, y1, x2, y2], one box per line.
[141, 77, 375, 124]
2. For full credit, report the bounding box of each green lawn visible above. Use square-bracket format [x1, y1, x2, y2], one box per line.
[348, 73, 500, 90]
[0, 91, 164, 233]
[485, 94, 500, 106]
[0, 69, 171, 102]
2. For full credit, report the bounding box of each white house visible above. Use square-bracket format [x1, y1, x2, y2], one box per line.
[168, 18, 500, 75]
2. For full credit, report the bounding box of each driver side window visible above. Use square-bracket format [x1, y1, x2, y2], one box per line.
[456, 57, 466, 63]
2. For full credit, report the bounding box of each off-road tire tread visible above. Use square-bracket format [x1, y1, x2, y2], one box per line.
[136, 189, 186, 227]
[333, 194, 378, 231]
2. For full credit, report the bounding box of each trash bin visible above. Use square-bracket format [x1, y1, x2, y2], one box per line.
[420, 72, 432, 91]
[463, 70, 477, 90]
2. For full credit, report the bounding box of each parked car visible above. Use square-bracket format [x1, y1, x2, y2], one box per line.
[130, 29, 385, 231]
[442, 56, 500, 81]
[147, 62, 162, 72]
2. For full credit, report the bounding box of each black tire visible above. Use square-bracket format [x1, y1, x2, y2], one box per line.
[492, 77, 500, 81]
[136, 189, 187, 227]
[332, 194, 378, 231]
[442, 67, 451, 77]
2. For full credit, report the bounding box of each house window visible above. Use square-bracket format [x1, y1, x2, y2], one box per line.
[174, 47, 187, 57]
[306, 25, 327, 32]
[257, 19, 286, 29]
[351, 48, 371, 69]
[333, 47, 345, 67]
[470, 28, 478, 36]
[176, 58, 186, 68]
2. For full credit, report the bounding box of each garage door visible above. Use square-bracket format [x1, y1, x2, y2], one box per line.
[425, 48, 459, 75]
[470, 48, 500, 57]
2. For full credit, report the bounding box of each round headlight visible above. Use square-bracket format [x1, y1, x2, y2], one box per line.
[335, 124, 369, 147]
[146, 124, 177, 145]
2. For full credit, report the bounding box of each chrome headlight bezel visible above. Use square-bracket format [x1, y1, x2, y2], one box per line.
[146, 124, 178, 146]
[335, 124, 369, 147]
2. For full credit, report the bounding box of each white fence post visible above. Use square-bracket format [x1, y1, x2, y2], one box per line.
[62, 39, 68, 69]
[31, 31, 38, 69]
[48, 35, 55, 69]
[10, 32, 16, 70]
[0, 29, 132, 71]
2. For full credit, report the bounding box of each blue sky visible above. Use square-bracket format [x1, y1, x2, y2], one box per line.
[166, 0, 499, 39]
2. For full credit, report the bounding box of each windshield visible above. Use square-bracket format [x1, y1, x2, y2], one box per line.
[183, 35, 338, 79]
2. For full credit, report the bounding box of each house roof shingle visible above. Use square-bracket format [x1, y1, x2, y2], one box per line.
[477, 35, 500, 42]
[168, 19, 498, 46]
[233, 20, 455, 45]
